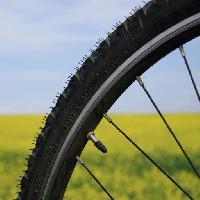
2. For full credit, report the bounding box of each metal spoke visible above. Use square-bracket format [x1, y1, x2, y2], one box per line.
[136, 76, 200, 179]
[179, 45, 200, 102]
[103, 114, 193, 200]
[76, 156, 114, 200]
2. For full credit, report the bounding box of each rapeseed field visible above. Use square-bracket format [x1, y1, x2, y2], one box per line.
[0, 114, 199, 200]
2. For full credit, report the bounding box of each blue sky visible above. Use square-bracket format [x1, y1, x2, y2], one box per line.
[0, 0, 199, 114]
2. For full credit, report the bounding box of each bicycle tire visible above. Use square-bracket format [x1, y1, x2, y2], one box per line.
[18, 0, 200, 199]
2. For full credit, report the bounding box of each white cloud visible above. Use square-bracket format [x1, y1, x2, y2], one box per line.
[0, 70, 64, 82]
[0, 9, 97, 53]
[0, 0, 144, 54]
[0, 102, 50, 114]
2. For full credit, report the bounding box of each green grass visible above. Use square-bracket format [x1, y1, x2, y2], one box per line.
[0, 114, 199, 199]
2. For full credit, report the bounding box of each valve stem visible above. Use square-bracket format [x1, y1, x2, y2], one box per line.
[87, 132, 107, 153]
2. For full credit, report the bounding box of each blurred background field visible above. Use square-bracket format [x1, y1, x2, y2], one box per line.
[0, 114, 199, 200]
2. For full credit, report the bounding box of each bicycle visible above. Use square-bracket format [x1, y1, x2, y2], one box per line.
[17, 0, 200, 199]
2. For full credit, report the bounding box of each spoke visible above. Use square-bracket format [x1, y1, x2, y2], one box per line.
[76, 156, 114, 200]
[136, 76, 200, 179]
[179, 45, 200, 102]
[103, 114, 193, 200]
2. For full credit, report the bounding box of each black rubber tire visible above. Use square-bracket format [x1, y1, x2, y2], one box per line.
[18, 0, 200, 199]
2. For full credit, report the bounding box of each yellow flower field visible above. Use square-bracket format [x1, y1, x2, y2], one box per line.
[0, 114, 199, 200]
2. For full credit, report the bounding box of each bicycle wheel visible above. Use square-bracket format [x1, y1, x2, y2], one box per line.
[18, 0, 200, 199]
